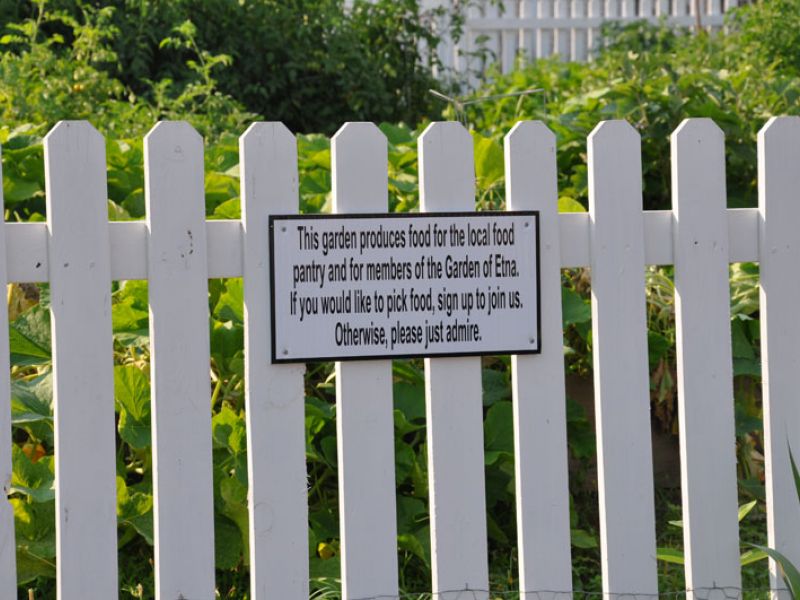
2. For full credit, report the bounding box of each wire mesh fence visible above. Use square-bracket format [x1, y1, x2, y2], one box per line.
[307, 587, 781, 600]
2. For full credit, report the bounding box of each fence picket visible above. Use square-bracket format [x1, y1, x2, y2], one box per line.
[505, 122, 573, 600]
[44, 121, 118, 599]
[0, 144, 13, 598]
[332, 123, 399, 599]
[588, 121, 658, 597]
[758, 116, 800, 600]
[241, 123, 309, 599]
[145, 121, 215, 599]
[672, 118, 741, 598]
[419, 122, 489, 599]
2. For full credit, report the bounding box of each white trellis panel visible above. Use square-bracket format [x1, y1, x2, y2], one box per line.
[758, 116, 800, 600]
[0, 144, 14, 599]
[672, 118, 741, 598]
[45, 121, 118, 600]
[419, 122, 489, 599]
[587, 120, 658, 596]
[145, 121, 216, 599]
[505, 121, 573, 600]
[241, 123, 309, 599]
[332, 123, 400, 600]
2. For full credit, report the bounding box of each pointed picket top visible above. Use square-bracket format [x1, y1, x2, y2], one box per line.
[587, 118, 639, 144]
[504, 121, 573, 600]
[671, 118, 726, 210]
[757, 114, 800, 598]
[419, 121, 474, 211]
[145, 119, 203, 145]
[44, 119, 104, 146]
[759, 115, 800, 148]
[588, 119, 642, 215]
[240, 121, 298, 221]
[332, 122, 388, 212]
[44, 121, 106, 213]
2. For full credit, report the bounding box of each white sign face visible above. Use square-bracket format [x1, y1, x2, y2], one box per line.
[270, 212, 540, 363]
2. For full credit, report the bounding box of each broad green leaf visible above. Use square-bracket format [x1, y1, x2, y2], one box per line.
[473, 133, 504, 190]
[482, 368, 510, 407]
[212, 405, 247, 456]
[10, 374, 53, 444]
[214, 279, 244, 324]
[558, 196, 586, 212]
[116, 477, 154, 545]
[9, 305, 51, 366]
[562, 287, 590, 326]
[484, 401, 513, 454]
[215, 514, 243, 570]
[394, 381, 425, 423]
[114, 365, 151, 449]
[10, 445, 54, 503]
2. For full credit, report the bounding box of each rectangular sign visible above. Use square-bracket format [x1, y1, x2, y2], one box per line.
[269, 212, 540, 363]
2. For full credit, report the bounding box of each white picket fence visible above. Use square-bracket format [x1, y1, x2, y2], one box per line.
[422, 0, 737, 74]
[1, 116, 799, 600]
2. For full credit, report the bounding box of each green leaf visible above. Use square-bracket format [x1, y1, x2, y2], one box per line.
[562, 287, 590, 326]
[571, 528, 598, 549]
[472, 133, 504, 190]
[482, 368, 510, 406]
[738, 499, 757, 522]
[751, 544, 800, 598]
[789, 443, 800, 504]
[212, 405, 247, 456]
[558, 196, 586, 212]
[114, 365, 151, 449]
[10, 374, 53, 443]
[484, 401, 513, 454]
[656, 547, 685, 565]
[739, 548, 768, 566]
[215, 514, 243, 570]
[9, 305, 51, 366]
[4, 178, 41, 204]
[117, 477, 154, 545]
[213, 278, 244, 324]
[11, 445, 54, 503]
[394, 381, 425, 423]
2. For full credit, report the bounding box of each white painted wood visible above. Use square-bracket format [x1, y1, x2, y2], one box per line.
[537, 0, 555, 58]
[555, 0, 570, 58]
[0, 145, 16, 598]
[505, 121, 573, 600]
[240, 123, 309, 599]
[44, 121, 118, 599]
[0, 208, 762, 282]
[145, 121, 216, 600]
[758, 116, 800, 600]
[331, 123, 399, 600]
[671, 118, 741, 598]
[418, 122, 488, 600]
[588, 120, 657, 597]
[571, 0, 588, 61]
